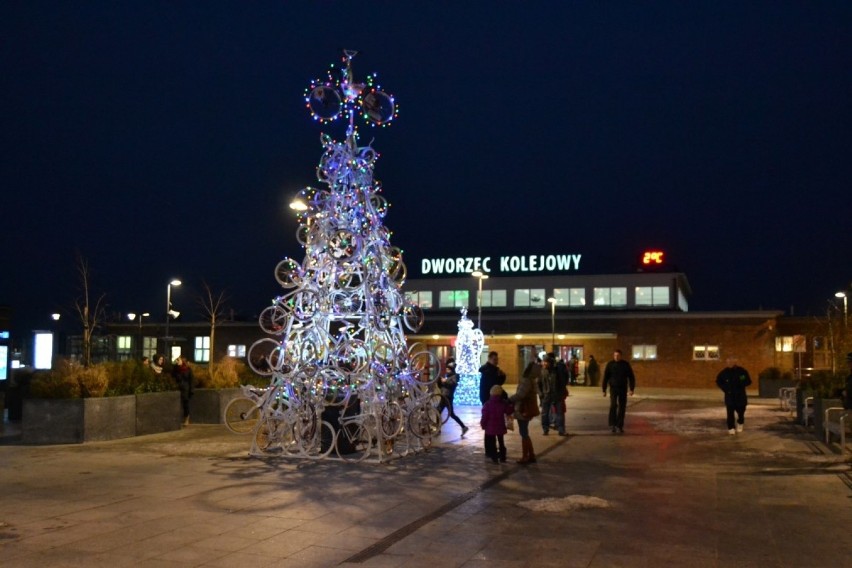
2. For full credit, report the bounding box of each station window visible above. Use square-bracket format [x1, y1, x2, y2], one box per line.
[228, 344, 247, 358]
[405, 291, 434, 309]
[514, 289, 546, 308]
[554, 288, 586, 307]
[117, 335, 132, 361]
[194, 336, 211, 362]
[479, 289, 507, 308]
[693, 345, 720, 360]
[635, 286, 670, 306]
[632, 345, 657, 360]
[142, 337, 157, 360]
[439, 290, 469, 308]
[593, 287, 627, 307]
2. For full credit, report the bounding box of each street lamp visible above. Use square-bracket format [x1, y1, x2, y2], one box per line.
[471, 270, 489, 330]
[165, 279, 182, 358]
[548, 297, 557, 354]
[835, 291, 847, 329]
[128, 312, 150, 360]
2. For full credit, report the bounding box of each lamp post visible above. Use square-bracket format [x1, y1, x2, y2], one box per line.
[836, 291, 847, 329]
[471, 270, 489, 330]
[128, 312, 150, 360]
[165, 279, 182, 358]
[548, 297, 557, 354]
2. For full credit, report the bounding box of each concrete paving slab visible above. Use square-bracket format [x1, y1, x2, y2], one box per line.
[1, 388, 850, 567]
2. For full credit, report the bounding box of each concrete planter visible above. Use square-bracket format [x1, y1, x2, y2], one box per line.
[758, 377, 796, 399]
[190, 388, 242, 424]
[22, 395, 136, 444]
[135, 391, 182, 435]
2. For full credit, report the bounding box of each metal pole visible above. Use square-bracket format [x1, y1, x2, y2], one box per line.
[477, 277, 483, 329]
[165, 283, 171, 357]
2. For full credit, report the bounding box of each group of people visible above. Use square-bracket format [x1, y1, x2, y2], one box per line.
[436, 346, 795, 465]
[141, 353, 195, 425]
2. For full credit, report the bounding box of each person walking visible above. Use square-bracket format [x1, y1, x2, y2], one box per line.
[602, 349, 635, 433]
[479, 351, 506, 405]
[715, 355, 752, 435]
[537, 355, 558, 435]
[553, 355, 569, 435]
[844, 352, 852, 410]
[438, 358, 469, 436]
[586, 355, 600, 387]
[510, 360, 540, 464]
[480, 385, 513, 463]
[172, 356, 194, 425]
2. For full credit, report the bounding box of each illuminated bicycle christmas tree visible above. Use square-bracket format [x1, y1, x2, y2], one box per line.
[241, 50, 441, 461]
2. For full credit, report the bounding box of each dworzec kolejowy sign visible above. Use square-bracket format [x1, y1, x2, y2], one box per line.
[420, 254, 582, 275]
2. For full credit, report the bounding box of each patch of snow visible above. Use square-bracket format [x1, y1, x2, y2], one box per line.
[517, 495, 612, 513]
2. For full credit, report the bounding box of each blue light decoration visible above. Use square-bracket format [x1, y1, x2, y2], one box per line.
[244, 50, 438, 462]
[454, 309, 485, 406]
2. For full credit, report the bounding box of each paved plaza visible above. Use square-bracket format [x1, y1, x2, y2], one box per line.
[1, 388, 850, 567]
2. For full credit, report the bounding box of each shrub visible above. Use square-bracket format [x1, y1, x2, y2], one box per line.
[757, 367, 796, 385]
[195, 357, 266, 389]
[29, 359, 176, 399]
[800, 370, 845, 398]
[30, 359, 109, 399]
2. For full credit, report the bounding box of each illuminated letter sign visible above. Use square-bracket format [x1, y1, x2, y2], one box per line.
[419, 254, 580, 275]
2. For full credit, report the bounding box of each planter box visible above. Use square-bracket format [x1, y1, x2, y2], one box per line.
[22, 395, 136, 444]
[190, 388, 242, 424]
[135, 391, 182, 435]
[758, 377, 797, 398]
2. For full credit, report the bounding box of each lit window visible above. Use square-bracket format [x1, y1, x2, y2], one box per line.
[632, 345, 657, 360]
[194, 336, 211, 362]
[635, 286, 670, 306]
[142, 337, 157, 360]
[405, 291, 433, 309]
[775, 337, 793, 352]
[514, 289, 546, 308]
[554, 288, 586, 307]
[228, 344, 247, 358]
[117, 335, 133, 361]
[480, 290, 507, 308]
[593, 287, 627, 307]
[439, 290, 469, 308]
[693, 345, 720, 360]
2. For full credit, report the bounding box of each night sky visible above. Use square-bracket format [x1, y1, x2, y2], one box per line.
[2, 2, 851, 338]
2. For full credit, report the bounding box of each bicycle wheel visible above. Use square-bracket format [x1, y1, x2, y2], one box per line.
[224, 397, 260, 434]
[380, 401, 404, 440]
[407, 404, 441, 440]
[295, 418, 336, 458]
[336, 420, 374, 462]
[430, 392, 450, 425]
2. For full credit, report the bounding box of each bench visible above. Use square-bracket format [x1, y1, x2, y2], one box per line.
[824, 407, 849, 450]
[778, 387, 797, 413]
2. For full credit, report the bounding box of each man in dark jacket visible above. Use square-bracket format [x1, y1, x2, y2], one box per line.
[715, 356, 752, 435]
[479, 351, 506, 404]
[602, 349, 635, 433]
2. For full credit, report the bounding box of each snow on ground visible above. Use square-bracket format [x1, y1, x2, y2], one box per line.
[517, 495, 612, 513]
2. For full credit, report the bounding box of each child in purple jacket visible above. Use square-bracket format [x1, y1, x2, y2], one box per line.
[480, 385, 515, 463]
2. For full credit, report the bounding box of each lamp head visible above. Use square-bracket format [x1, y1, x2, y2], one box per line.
[127, 313, 136, 321]
[170, 279, 182, 287]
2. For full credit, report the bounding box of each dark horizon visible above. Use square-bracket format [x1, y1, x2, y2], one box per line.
[2, 2, 851, 340]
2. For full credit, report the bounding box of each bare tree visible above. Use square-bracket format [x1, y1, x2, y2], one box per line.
[198, 280, 228, 372]
[72, 252, 107, 367]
